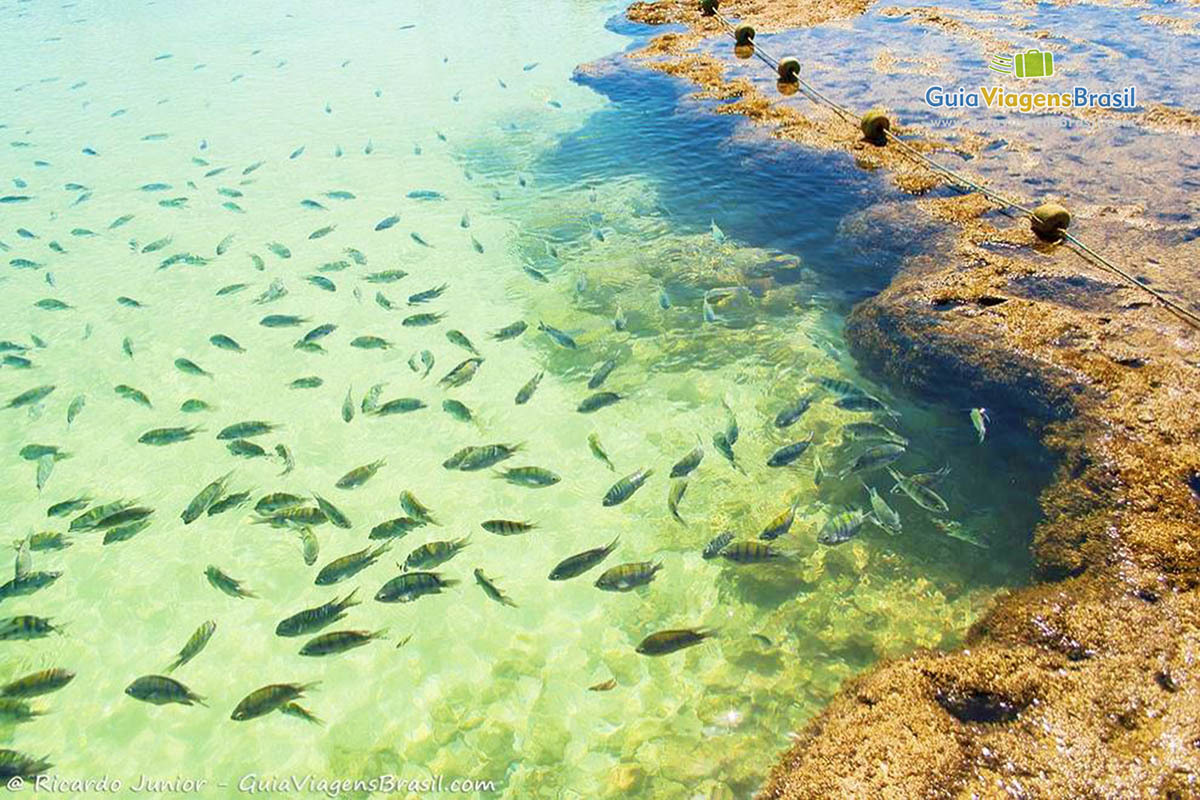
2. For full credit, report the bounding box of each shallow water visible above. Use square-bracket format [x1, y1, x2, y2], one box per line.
[2, 1, 1053, 797]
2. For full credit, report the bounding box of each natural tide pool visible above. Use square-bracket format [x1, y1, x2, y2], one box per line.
[1, 1, 1053, 797]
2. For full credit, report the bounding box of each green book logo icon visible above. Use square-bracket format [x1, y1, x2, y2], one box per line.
[1013, 49, 1054, 78]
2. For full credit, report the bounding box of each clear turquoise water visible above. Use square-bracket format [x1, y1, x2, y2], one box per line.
[1, 1, 1053, 797]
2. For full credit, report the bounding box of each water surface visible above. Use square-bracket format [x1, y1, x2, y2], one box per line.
[0, 1, 1051, 796]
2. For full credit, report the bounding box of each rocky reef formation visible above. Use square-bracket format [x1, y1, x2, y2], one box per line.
[624, 1, 1200, 796]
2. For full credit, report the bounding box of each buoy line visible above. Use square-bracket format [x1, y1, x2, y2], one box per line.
[698, 4, 1200, 330]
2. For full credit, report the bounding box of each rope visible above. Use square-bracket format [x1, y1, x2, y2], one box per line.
[707, 10, 1200, 331]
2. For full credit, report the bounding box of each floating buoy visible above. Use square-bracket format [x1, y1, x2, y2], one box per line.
[860, 110, 891, 145]
[734, 24, 755, 46]
[777, 57, 800, 82]
[699, 0, 719, 16]
[1031, 203, 1071, 242]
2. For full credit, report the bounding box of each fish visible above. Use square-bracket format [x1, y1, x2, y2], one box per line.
[372, 398, 426, 415]
[588, 433, 615, 471]
[0, 615, 60, 640]
[300, 199, 327, 211]
[578, 392, 621, 413]
[446, 329, 478, 355]
[181, 472, 232, 523]
[7, 385, 54, 409]
[253, 504, 327, 527]
[165, 620, 216, 672]
[497, 466, 561, 488]
[481, 519, 535, 536]
[368, 517, 427, 541]
[217, 421, 278, 440]
[668, 480, 688, 524]
[299, 628, 387, 657]
[931, 518, 988, 549]
[816, 509, 869, 546]
[350, 335, 390, 350]
[603, 467, 653, 507]
[439, 357, 483, 388]
[260, 314, 308, 328]
[312, 494, 351, 530]
[710, 220, 726, 244]
[767, 434, 814, 467]
[549, 536, 618, 581]
[887, 468, 949, 513]
[404, 537, 469, 570]
[19, 445, 66, 462]
[375, 571, 458, 603]
[231, 683, 319, 721]
[216, 234, 235, 255]
[840, 443, 906, 477]
[280, 703, 323, 725]
[309, 225, 336, 240]
[410, 232, 432, 247]
[216, 283, 249, 297]
[35, 457, 53, 492]
[34, 298, 71, 311]
[206, 491, 250, 516]
[297, 527, 319, 565]
[775, 396, 813, 428]
[227, 440, 267, 458]
[712, 431, 743, 474]
[588, 678, 616, 692]
[595, 561, 661, 592]
[375, 214, 400, 231]
[205, 565, 256, 598]
[760, 500, 800, 541]
[342, 387, 355, 423]
[402, 312, 445, 327]
[720, 540, 783, 563]
[276, 445, 295, 476]
[970, 407, 989, 443]
[474, 569, 516, 607]
[866, 486, 902, 534]
[365, 270, 408, 284]
[834, 394, 897, 416]
[538, 321, 577, 349]
[303, 323, 336, 343]
[670, 443, 704, 478]
[491, 321, 527, 341]
[114, 385, 152, 408]
[125, 675, 205, 706]
[174, 358, 212, 378]
[636, 628, 716, 656]
[443, 443, 522, 471]
[702, 531, 734, 559]
[47, 496, 90, 518]
[315, 543, 390, 585]
[588, 359, 617, 389]
[307, 275, 336, 292]
[0, 668, 74, 698]
[335, 459, 385, 489]
[399, 491, 437, 524]
[442, 399, 472, 422]
[289, 376, 323, 389]
[407, 190, 446, 201]
[0, 571, 60, 600]
[843, 421, 908, 446]
[253, 278, 287, 304]
[515, 372, 543, 405]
